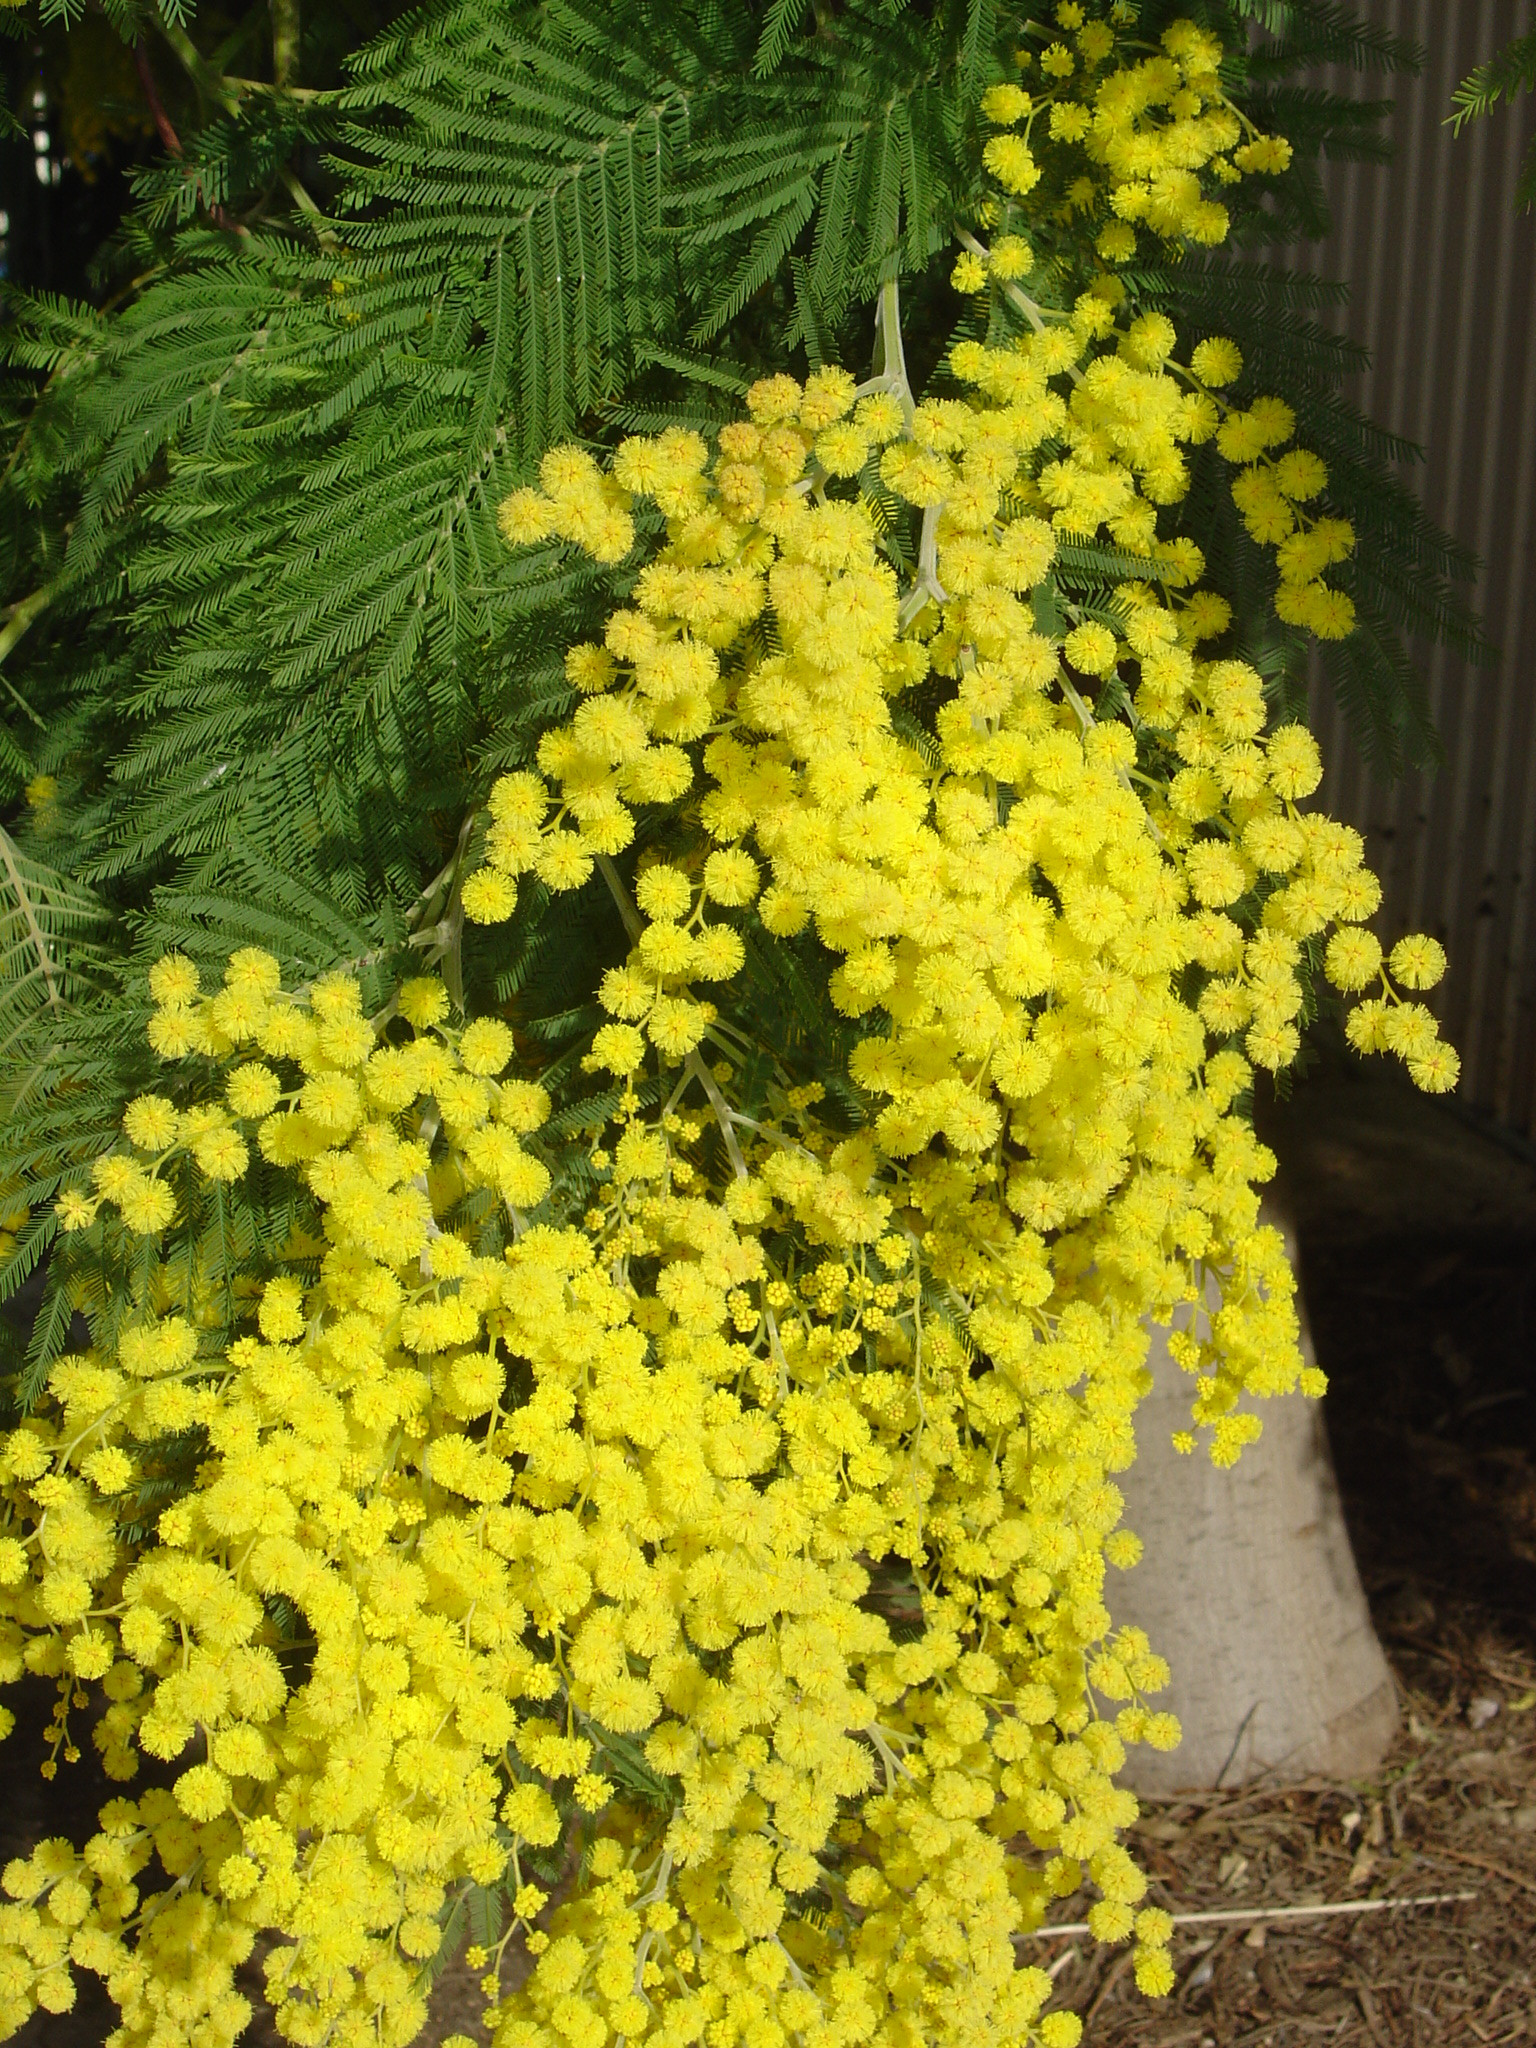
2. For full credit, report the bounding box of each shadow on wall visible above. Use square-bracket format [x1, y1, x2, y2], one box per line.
[1264, 1049, 1536, 1650]
[1294, 0, 1536, 1136]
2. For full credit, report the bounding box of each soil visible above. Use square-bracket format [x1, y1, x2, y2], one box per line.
[5, 1053, 1534, 2046]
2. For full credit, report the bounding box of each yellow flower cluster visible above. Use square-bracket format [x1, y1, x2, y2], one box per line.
[437, 277, 1442, 2048]
[5, 960, 566, 2045]
[0, 14, 1458, 2048]
[976, 16, 1247, 252]
[4, 940, 1170, 2048]
[4, 188, 1457, 2048]
[478, 360, 1455, 1130]
[957, 12, 1354, 644]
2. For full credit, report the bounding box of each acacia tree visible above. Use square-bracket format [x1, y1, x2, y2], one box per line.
[0, 3, 1484, 2045]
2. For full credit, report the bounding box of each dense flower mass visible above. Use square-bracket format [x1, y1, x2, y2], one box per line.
[0, 11, 1456, 2048]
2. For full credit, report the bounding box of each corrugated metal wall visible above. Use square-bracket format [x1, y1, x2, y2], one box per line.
[1288, 1, 1536, 1132]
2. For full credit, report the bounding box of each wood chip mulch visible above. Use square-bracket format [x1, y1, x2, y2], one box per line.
[1034, 1618, 1536, 2046]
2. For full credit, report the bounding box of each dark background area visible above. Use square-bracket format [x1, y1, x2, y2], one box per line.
[0, 3, 401, 300]
[2, 14, 171, 300]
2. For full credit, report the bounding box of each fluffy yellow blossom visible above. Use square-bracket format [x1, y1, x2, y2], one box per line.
[3, 21, 1457, 2048]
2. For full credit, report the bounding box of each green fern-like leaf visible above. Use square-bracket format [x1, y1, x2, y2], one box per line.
[1235, 0, 1422, 74]
[1451, 25, 1536, 209]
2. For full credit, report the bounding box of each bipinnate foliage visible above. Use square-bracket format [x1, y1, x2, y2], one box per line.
[1452, 21, 1536, 211]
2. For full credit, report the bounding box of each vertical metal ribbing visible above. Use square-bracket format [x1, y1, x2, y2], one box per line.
[1281, 0, 1536, 1132]
[1488, 244, 1536, 1129]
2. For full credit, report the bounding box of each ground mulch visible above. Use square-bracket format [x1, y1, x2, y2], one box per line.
[1039, 1627, 1536, 2047]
